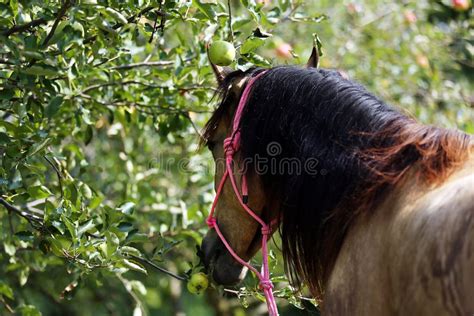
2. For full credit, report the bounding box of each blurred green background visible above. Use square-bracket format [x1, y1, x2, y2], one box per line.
[0, 0, 472, 315]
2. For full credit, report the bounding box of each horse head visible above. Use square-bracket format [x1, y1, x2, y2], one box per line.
[200, 48, 319, 286]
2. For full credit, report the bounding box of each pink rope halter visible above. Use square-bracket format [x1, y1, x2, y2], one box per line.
[206, 71, 279, 315]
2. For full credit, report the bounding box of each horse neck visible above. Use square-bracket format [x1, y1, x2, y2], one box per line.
[323, 154, 474, 314]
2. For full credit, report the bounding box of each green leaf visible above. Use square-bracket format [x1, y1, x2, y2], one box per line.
[0, 89, 14, 100]
[117, 222, 134, 232]
[27, 185, 52, 199]
[122, 259, 147, 274]
[46, 96, 63, 118]
[19, 267, 29, 286]
[104, 232, 120, 257]
[192, 0, 216, 21]
[84, 125, 93, 145]
[0, 281, 14, 299]
[61, 215, 77, 240]
[15, 231, 34, 242]
[49, 236, 72, 256]
[39, 239, 51, 254]
[0, 132, 10, 144]
[120, 246, 142, 257]
[22, 51, 43, 60]
[26, 138, 51, 158]
[77, 219, 95, 237]
[105, 7, 128, 24]
[125, 232, 148, 244]
[240, 37, 265, 54]
[312, 32, 324, 57]
[16, 304, 42, 316]
[21, 65, 59, 77]
[117, 202, 135, 215]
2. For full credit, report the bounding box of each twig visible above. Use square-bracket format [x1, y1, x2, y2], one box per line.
[128, 255, 187, 281]
[104, 100, 211, 114]
[92, 54, 122, 67]
[80, 81, 159, 93]
[149, 9, 160, 43]
[224, 288, 241, 296]
[42, 0, 73, 47]
[157, 5, 166, 35]
[111, 56, 193, 70]
[355, 4, 399, 30]
[280, 2, 301, 23]
[224, 287, 317, 305]
[79, 81, 216, 94]
[227, 0, 234, 42]
[0, 197, 43, 226]
[0, 58, 16, 65]
[149, 1, 165, 43]
[44, 155, 64, 198]
[117, 274, 147, 316]
[1, 18, 47, 37]
[83, 7, 165, 45]
[8, 211, 14, 234]
[85, 232, 103, 239]
[182, 112, 202, 137]
[0, 297, 14, 313]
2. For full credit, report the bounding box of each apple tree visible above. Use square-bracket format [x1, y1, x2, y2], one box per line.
[0, 1, 326, 315]
[0, 0, 472, 315]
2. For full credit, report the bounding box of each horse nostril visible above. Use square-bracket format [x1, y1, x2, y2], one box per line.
[212, 252, 247, 286]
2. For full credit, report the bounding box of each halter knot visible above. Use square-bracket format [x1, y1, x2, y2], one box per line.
[206, 217, 216, 229]
[261, 225, 272, 236]
[259, 279, 274, 291]
[223, 137, 237, 156]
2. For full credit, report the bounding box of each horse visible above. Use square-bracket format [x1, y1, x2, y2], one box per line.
[200, 49, 474, 315]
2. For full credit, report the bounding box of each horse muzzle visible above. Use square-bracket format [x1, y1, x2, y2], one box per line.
[201, 230, 248, 286]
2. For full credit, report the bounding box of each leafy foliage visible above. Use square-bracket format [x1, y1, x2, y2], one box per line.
[0, 0, 472, 315]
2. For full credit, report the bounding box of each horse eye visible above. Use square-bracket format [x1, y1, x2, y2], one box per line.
[207, 141, 216, 151]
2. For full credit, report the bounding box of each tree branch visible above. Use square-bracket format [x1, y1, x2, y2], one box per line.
[79, 80, 216, 94]
[83, 6, 165, 45]
[44, 155, 64, 199]
[149, 1, 165, 43]
[182, 112, 202, 137]
[227, 0, 234, 42]
[1, 18, 47, 37]
[76, 93, 212, 115]
[0, 297, 14, 313]
[0, 197, 43, 226]
[110, 55, 194, 70]
[116, 274, 147, 316]
[128, 255, 187, 281]
[149, 10, 160, 43]
[111, 59, 179, 70]
[42, 0, 74, 47]
[0, 58, 16, 65]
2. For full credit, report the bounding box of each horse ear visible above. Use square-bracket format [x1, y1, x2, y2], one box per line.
[306, 46, 319, 68]
[207, 43, 232, 84]
[210, 63, 233, 84]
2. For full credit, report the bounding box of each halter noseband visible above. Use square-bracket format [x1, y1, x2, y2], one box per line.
[206, 70, 279, 315]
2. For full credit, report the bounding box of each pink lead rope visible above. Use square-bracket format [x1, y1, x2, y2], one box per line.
[206, 71, 279, 315]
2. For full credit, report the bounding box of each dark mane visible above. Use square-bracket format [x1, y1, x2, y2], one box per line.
[201, 67, 261, 145]
[202, 66, 472, 298]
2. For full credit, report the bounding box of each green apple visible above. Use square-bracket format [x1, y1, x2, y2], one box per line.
[209, 41, 235, 66]
[186, 272, 209, 295]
